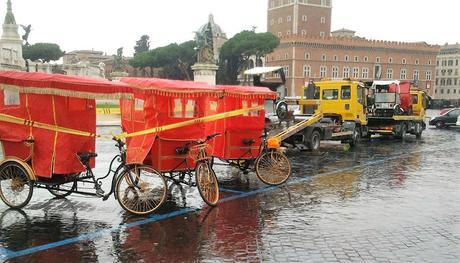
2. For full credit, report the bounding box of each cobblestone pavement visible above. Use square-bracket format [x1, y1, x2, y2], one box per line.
[1, 111, 459, 262]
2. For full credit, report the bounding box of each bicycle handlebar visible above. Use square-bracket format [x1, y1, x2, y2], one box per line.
[185, 133, 221, 147]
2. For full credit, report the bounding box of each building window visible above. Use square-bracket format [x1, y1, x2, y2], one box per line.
[270, 0, 275, 8]
[364, 56, 368, 62]
[376, 57, 381, 63]
[333, 55, 338, 61]
[284, 66, 289, 77]
[344, 55, 349, 62]
[387, 68, 393, 79]
[321, 54, 327, 61]
[441, 78, 446, 85]
[320, 32, 325, 37]
[389, 57, 393, 63]
[428, 60, 432, 65]
[354, 56, 359, 62]
[270, 19, 275, 25]
[305, 53, 310, 60]
[413, 70, 419, 80]
[332, 66, 339, 78]
[447, 78, 452, 86]
[448, 60, 454, 66]
[287, 15, 292, 22]
[352, 67, 359, 78]
[320, 66, 327, 78]
[415, 59, 419, 65]
[456, 59, 459, 66]
[426, 71, 432, 80]
[302, 15, 307, 22]
[400, 69, 407, 79]
[321, 17, 326, 24]
[303, 65, 311, 77]
[362, 68, 369, 79]
[278, 17, 283, 24]
[440, 89, 444, 94]
[402, 58, 407, 64]
[447, 89, 450, 94]
[301, 30, 307, 36]
[343, 67, 350, 78]
[284, 53, 289, 59]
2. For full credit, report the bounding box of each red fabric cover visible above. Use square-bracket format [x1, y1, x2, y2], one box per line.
[0, 91, 95, 178]
[120, 78, 225, 171]
[0, 71, 133, 98]
[214, 85, 275, 160]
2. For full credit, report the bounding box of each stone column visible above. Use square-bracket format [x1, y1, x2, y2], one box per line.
[192, 63, 219, 85]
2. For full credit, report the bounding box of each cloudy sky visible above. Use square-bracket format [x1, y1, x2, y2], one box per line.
[10, 0, 460, 56]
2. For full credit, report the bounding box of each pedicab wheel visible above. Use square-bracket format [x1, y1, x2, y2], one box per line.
[255, 150, 292, 186]
[0, 161, 34, 209]
[195, 161, 219, 206]
[115, 166, 167, 215]
[46, 181, 77, 198]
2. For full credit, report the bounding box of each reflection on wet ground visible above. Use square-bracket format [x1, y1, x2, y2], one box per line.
[1, 111, 460, 262]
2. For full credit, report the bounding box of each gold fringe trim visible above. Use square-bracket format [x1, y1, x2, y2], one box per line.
[1, 84, 133, 100]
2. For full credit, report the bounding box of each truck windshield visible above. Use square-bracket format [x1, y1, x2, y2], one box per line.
[375, 93, 396, 103]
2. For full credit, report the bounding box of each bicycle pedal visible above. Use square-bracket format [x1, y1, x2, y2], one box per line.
[96, 188, 105, 197]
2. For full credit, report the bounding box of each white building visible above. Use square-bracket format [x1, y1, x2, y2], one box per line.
[0, 0, 25, 71]
[434, 43, 460, 103]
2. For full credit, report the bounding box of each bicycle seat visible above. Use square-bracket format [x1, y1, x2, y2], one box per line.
[77, 152, 98, 163]
[175, 147, 189, 155]
[242, 138, 255, 146]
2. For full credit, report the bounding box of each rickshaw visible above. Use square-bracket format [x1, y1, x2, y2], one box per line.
[213, 85, 292, 185]
[0, 71, 167, 215]
[119, 78, 223, 206]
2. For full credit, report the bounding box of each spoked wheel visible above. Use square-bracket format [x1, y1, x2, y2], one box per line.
[0, 161, 34, 209]
[276, 101, 288, 120]
[115, 166, 167, 215]
[195, 161, 219, 206]
[255, 150, 292, 186]
[46, 181, 77, 198]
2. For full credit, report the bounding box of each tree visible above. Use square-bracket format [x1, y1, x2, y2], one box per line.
[129, 40, 197, 80]
[23, 43, 65, 63]
[134, 35, 150, 55]
[217, 31, 279, 84]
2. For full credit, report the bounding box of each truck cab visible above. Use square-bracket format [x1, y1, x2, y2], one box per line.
[300, 80, 367, 126]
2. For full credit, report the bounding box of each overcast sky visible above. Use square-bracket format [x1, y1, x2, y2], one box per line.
[10, 0, 460, 56]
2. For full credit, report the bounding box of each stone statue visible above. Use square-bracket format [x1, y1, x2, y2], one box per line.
[20, 24, 32, 45]
[195, 22, 215, 64]
[98, 62, 106, 79]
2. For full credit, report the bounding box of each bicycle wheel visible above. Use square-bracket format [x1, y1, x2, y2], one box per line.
[115, 166, 167, 215]
[195, 161, 219, 206]
[255, 150, 292, 186]
[46, 181, 77, 198]
[0, 161, 34, 209]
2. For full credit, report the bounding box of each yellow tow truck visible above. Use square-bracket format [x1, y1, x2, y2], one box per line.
[288, 79, 427, 150]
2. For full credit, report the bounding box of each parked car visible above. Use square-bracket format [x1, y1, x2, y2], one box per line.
[429, 108, 460, 128]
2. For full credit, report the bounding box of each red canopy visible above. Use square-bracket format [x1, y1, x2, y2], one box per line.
[120, 77, 224, 97]
[218, 85, 277, 99]
[0, 71, 133, 99]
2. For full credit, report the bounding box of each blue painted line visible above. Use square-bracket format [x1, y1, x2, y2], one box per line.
[3, 145, 458, 260]
[219, 188, 246, 194]
[0, 247, 15, 259]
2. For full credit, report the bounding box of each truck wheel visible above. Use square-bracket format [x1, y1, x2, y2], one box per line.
[306, 130, 321, 152]
[399, 124, 407, 140]
[276, 101, 288, 120]
[415, 122, 423, 139]
[435, 121, 445, 129]
[349, 126, 361, 147]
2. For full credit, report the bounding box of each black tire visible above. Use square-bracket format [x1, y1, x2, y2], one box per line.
[115, 166, 167, 215]
[0, 161, 34, 209]
[255, 150, 292, 186]
[349, 126, 361, 147]
[435, 121, 445, 129]
[46, 181, 77, 198]
[276, 101, 288, 120]
[397, 124, 407, 140]
[415, 122, 423, 139]
[195, 161, 219, 206]
[306, 130, 321, 152]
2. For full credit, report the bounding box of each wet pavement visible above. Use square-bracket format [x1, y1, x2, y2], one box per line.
[1, 110, 460, 262]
